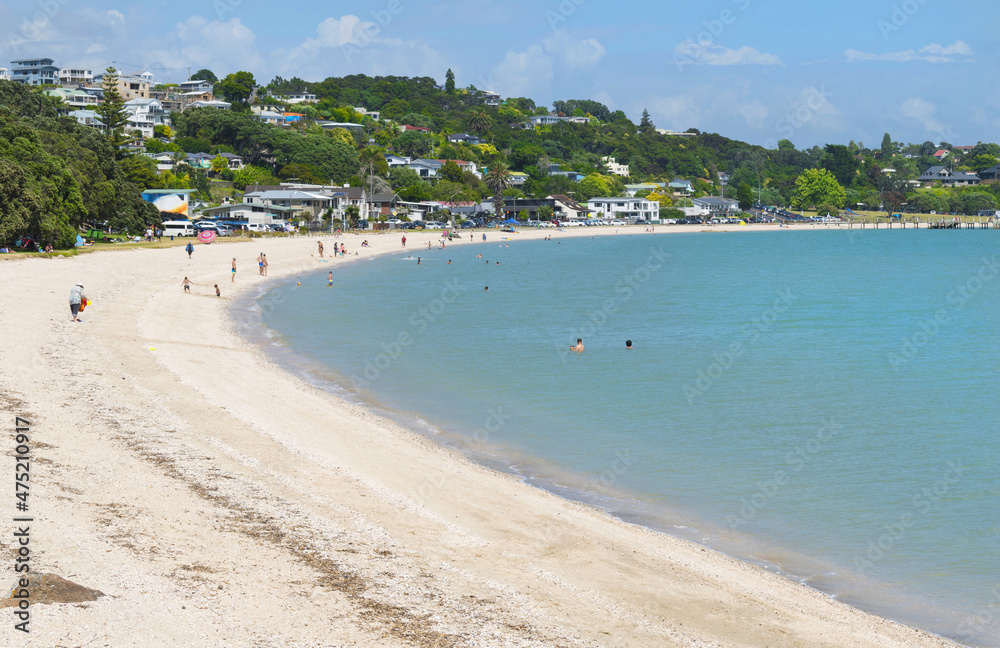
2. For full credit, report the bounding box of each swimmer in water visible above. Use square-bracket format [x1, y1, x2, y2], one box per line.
[626, 340, 633, 349]
[570, 338, 584, 353]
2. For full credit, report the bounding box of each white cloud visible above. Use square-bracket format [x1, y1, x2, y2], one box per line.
[674, 41, 783, 67]
[107, 10, 125, 25]
[85, 43, 107, 55]
[900, 97, 949, 136]
[485, 30, 605, 98]
[738, 100, 769, 128]
[143, 16, 266, 79]
[845, 40, 973, 63]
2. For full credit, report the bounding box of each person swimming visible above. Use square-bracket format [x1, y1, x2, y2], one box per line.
[570, 338, 584, 353]
[626, 340, 633, 349]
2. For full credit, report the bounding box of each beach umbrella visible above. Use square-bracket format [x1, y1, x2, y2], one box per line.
[197, 230, 217, 244]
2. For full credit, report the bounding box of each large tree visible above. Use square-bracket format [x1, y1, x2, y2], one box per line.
[445, 68, 455, 94]
[792, 168, 846, 209]
[214, 71, 256, 104]
[484, 160, 512, 221]
[191, 69, 218, 84]
[95, 66, 132, 156]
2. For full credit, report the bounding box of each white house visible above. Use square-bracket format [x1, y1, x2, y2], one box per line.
[58, 67, 93, 86]
[67, 109, 103, 127]
[587, 197, 657, 221]
[124, 98, 169, 139]
[353, 106, 380, 120]
[285, 92, 317, 103]
[601, 156, 630, 177]
[187, 100, 231, 110]
[0, 68, 8, 81]
[243, 189, 336, 219]
[691, 196, 739, 215]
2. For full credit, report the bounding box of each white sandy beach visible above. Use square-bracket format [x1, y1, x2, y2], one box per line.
[0, 224, 962, 647]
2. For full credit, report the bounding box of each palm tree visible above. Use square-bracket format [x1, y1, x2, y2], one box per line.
[484, 160, 512, 222]
[469, 110, 492, 136]
[357, 147, 387, 222]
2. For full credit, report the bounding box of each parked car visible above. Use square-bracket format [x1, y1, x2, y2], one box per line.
[609, 219, 627, 226]
[635, 219, 648, 225]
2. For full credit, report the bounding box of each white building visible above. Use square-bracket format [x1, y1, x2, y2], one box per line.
[0, 68, 8, 81]
[601, 156, 630, 177]
[285, 92, 317, 103]
[187, 100, 231, 110]
[179, 79, 214, 94]
[59, 67, 93, 86]
[123, 98, 169, 139]
[587, 197, 658, 222]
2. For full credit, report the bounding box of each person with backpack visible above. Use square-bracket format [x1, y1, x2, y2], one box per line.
[185, 242, 194, 259]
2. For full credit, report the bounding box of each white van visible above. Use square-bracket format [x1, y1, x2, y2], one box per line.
[163, 221, 195, 236]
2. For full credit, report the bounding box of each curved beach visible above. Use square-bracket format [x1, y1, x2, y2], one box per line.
[0, 225, 962, 647]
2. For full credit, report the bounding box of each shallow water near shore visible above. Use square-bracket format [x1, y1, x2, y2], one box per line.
[248, 229, 1000, 646]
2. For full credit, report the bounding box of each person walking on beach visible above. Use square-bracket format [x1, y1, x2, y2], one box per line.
[257, 253, 265, 276]
[215, 284, 221, 297]
[183, 277, 192, 293]
[570, 338, 584, 353]
[263, 254, 268, 276]
[340, 242, 345, 256]
[401, 235, 406, 247]
[185, 242, 194, 259]
[231, 258, 237, 282]
[69, 283, 86, 322]
[318, 241, 324, 258]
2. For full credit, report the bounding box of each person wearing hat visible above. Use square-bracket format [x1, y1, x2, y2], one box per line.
[69, 283, 86, 322]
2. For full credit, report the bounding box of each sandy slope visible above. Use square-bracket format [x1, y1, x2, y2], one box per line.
[0, 225, 960, 647]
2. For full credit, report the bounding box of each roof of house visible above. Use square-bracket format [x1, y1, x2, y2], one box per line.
[693, 196, 739, 205]
[244, 190, 332, 201]
[933, 149, 949, 157]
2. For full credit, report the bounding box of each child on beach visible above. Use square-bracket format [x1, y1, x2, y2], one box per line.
[215, 284, 221, 297]
[183, 277, 192, 293]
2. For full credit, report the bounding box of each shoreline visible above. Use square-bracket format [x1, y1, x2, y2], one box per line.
[0, 224, 967, 647]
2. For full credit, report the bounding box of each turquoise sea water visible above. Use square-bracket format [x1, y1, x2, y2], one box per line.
[251, 230, 1000, 646]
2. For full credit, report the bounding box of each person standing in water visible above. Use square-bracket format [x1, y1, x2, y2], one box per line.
[570, 338, 584, 353]
[327, 271, 333, 287]
[625, 340, 633, 349]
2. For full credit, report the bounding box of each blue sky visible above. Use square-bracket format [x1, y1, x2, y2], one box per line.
[2, 0, 998, 149]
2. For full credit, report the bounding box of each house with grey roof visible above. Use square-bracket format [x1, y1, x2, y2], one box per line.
[978, 163, 1000, 182]
[692, 196, 739, 215]
[918, 166, 980, 187]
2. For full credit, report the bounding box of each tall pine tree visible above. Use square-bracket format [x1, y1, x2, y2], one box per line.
[445, 68, 456, 94]
[95, 67, 132, 157]
[639, 108, 655, 134]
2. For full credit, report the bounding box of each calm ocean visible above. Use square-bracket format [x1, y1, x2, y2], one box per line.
[249, 229, 1000, 646]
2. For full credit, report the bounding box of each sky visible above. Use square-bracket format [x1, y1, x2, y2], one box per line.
[2, 0, 998, 149]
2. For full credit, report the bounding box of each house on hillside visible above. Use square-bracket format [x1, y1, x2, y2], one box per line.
[179, 80, 214, 94]
[978, 163, 1000, 182]
[187, 100, 231, 110]
[547, 164, 585, 182]
[67, 110, 102, 128]
[10, 58, 59, 85]
[918, 166, 980, 186]
[255, 110, 284, 125]
[0, 68, 9, 81]
[45, 88, 98, 110]
[932, 149, 950, 160]
[625, 183, 662, 197]
[285, 92, 317, 104]
[58, 67, 93, 86]
[601, 156, 630, 177]
[123, 98, 169, 139]
[447, 133, 484, 146]
[668, 178, 694, 195]
[402, 124, 431, 133]
[317, 121, 365, 133]
[508, 171, 529, 186]
[353, 106, 380, 120]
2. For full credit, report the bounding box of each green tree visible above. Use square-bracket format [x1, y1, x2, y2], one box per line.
[484, 160, 512, 221]
[192, 69, 218, 84]
[820, 144, 858, 187]
[792, 168, 846, 209]
[214, 71, 256, 104]
[445, 68, 456, 94]
[392, 131, 433, 158]
[469, 110, 492, 136]
[210, 155, 229, 175]
[737, 181, 753, 209]
[440, 160, 464, 183]
[232, 165, 273, 191]
[638, 108, 655, 134]
[880, 133, 895, 159]
[95, 67, 131, 156]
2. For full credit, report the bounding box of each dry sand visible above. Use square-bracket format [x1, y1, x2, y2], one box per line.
[0, 224, 961, 647]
